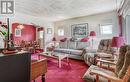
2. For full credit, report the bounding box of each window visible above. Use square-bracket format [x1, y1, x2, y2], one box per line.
[47, 28, 52, 34]
[39, 31, 43, 38]
[100, 24, 113, 35]
[58, 29, 64, 36]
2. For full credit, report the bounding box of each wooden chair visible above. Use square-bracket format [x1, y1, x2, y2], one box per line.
[96, 58, 116, 71]
[90, 66, 130, 82]
[90, 46, 130, 82]
[96, 45, 130, 71]
[83, 45, 130, 82]
[31, 59, 47, 82]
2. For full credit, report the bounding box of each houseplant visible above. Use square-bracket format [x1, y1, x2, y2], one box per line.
[0, 22, 8, 49]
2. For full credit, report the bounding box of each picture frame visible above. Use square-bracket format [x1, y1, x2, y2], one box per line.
[15, 28, 21, 37]
[71, 23, 89, 38]
[47, 28, 52, 34]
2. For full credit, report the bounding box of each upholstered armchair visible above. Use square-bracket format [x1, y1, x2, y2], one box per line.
[83, 45, 130, 82]
[84, 39, 114, 66]
[95, 39, 114, 58]
[97, 39, 113, 53]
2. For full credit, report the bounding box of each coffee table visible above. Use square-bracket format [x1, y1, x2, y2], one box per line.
[39, 52, 69, 68]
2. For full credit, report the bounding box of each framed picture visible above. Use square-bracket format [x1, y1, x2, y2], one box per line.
[71, 23, 89, 38]
[15, 28, 21, 37]
[58, 29, 64, 36]
[47, 28, 52, 34]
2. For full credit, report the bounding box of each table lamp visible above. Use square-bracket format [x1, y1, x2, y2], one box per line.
[112, 36, 125, 52]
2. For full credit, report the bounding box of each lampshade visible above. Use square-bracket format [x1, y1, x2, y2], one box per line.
[90, 31, 96, 36]
[112, 36, 124, 48]
[38, 27, 44, 31]
[52, 37, 56, 41]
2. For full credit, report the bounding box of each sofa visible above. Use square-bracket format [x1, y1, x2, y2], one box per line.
[53, 40, 89, 60]
[54, 48, 86, 60]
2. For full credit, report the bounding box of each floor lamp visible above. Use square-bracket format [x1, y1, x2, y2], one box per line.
[90, 31, 96, 49]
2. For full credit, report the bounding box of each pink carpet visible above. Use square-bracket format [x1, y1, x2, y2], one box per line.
[31, 54, 88, 82]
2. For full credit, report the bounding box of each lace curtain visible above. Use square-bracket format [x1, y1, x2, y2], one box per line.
[0, 36, 4, 48]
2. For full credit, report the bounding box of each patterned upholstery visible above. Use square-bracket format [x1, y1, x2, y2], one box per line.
[83, 45, 130, 82]
[84, 39, 113, 66]
[97, 39, 113, 54]
[118, 46, 130, 78]
[83, 65, 116, 82]
[84, 53, 96, 66]
[115, 45, 129, 76]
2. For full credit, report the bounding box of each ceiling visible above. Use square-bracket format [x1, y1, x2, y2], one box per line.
[15, 0, 122, 21]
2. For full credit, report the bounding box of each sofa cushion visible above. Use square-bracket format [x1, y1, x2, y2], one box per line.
[54, 48, 83, 56]
[83, 65, 116, 82]
[68, 41, 77, 49]
[77, 42, 90, 49]
[59, 41, 68, 49]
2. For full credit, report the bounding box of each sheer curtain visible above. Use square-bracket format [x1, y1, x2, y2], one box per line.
[0, 36, 4, 48]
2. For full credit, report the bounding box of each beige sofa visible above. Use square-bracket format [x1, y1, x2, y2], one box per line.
[53, 40, 89, 60]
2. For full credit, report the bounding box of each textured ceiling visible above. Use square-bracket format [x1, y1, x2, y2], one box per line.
[15, 0, 122, 21]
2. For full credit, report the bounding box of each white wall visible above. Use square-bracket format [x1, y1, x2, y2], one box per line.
[124, 15, 130, 44]
[54, 11, 119, 49]
[0, 12, 54, 49]
[121, 0, 130, 45]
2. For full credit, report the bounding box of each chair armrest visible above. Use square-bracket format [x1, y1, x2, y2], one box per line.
[102, 59, 116, 61]
[97, 59, 116, 65]
[96, 52, 113, 58]
[90, 70, 122, 82]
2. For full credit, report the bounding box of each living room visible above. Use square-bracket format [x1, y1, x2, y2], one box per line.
[0, 0, 130, 82]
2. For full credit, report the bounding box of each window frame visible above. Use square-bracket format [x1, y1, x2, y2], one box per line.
[39, 31, 43, 39]
[58, 28, 64, 36]
[99, 24, 113, 35]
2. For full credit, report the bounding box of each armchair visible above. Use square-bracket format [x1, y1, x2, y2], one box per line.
[84, 39, 114, 66]
[90, 66, 130, 82]
[96, 58, 116, 71]
[96, 39, 114, 58]
[83, 45, 130, 82]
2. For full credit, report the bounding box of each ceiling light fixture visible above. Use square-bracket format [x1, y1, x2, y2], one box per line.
[17, 24, 24, 29]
